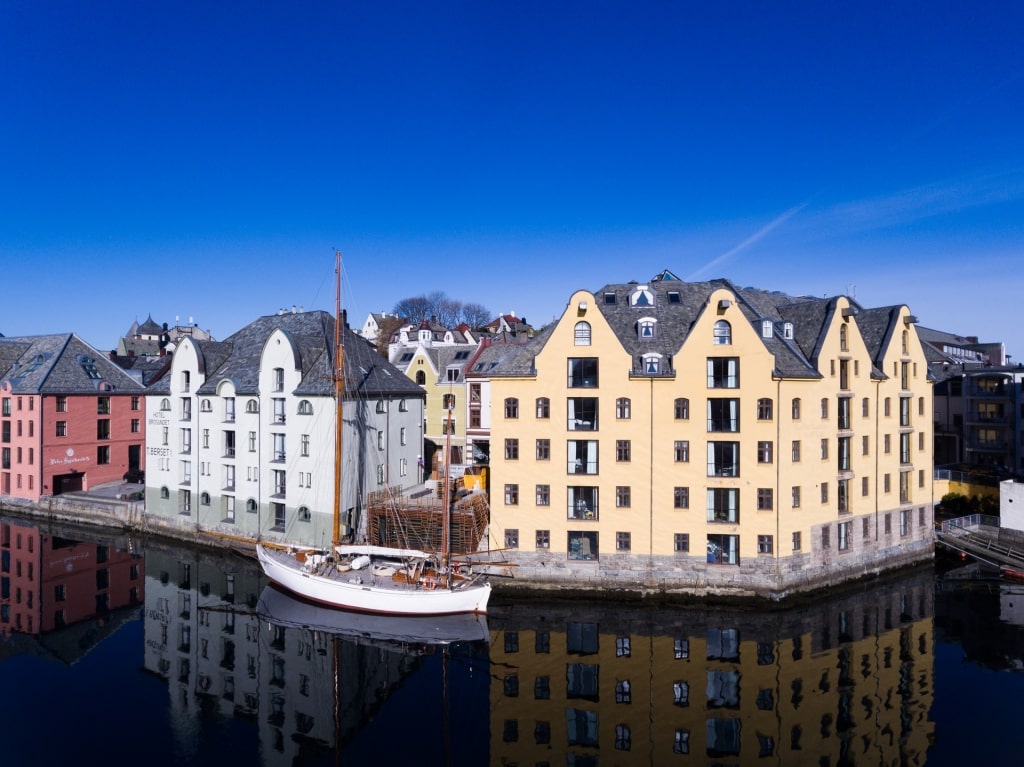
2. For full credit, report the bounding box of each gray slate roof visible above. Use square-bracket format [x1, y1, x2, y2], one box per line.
[148, 311, 424, 401]
[0, 334, 146, 393]
[490, 272, 910, 381]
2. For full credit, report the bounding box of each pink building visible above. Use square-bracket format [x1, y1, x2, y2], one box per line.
[0, 333, 146, 501]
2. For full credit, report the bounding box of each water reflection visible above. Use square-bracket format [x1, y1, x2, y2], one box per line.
[9, 512, 1015, 766]
[487, 572, 936, 766]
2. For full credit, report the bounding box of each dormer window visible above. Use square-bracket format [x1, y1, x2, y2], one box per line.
[603, 292, 617, 304]
[783, 322, 794, 340]
[629, 285, 655, 307]
[762, 320, 773, 338]
[642, 354, 662, 374]
[713, 321, 732, 345]
[638, 318, 656, 340]
[668, 291, 680, 304]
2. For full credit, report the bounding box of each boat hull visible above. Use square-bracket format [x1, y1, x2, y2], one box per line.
[257, 544, 491, 616]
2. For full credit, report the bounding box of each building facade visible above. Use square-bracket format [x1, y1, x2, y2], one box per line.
[0, 333, 147, 502]
[488, 273, 934, 597]
[142, 310, 425, 548]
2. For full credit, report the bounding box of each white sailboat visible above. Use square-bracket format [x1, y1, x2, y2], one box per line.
[257, 252, 492, 616]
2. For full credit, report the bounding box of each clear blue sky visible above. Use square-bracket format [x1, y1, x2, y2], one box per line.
[2, 1, 1022, 357]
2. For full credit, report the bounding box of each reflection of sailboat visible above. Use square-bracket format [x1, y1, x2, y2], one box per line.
[257, 251, 492, 616]
[255, 584, 490, 647]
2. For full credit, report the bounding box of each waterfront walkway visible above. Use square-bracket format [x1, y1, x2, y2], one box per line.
[936, 514, 1024, 573]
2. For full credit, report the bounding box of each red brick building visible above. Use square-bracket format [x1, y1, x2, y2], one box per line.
[0, 333, 146, 501]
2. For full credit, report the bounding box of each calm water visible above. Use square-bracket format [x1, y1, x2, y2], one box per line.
[1, 513, 1023, 767]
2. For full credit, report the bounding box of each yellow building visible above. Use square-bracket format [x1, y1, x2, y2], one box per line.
[489, 272, 934, 596]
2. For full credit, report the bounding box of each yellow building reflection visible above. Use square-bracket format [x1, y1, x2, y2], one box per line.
[488, 569, 934, 765]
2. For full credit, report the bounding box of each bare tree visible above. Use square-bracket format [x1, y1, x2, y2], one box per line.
[391, 292, 491, 329]
[461, 302, 492, 328]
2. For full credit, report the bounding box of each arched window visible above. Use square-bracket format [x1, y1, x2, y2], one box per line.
[415, 370, 426, 385]
[840, 325, 848, 351]
[674, 398, 689, 420]
[713, 321, 731, 345]
[297, 400, 313, 415]
[246, 498, 258, 513]
[574, 322, 591, 346]
[160, 398, 171, 411]
[536, 397, 550, 419]
[298, 506, 311, 522]
[757, 398, 773, 420]
[200, 399, 212, 412]
[200, 492, 210, 505]
[504, 397, 519, 419]
[245, 399, 259, 413]
[638, 318, 656, 340]
[160, 486, 170, 500]
[616, 398, 631, 419]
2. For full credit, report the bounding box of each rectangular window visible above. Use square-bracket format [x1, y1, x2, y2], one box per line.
[616, 532, 631, 551]
[757, 441, 773, 463]
[536, 529, 550, 549]
[674, 440, 690, 462]
[791, 440, 801, 461]
[567, 397, 598, 430]
[536, 438, 550, 460]
[615, 440, 631, 462]
[884, 474, 891, 493]
[568, 440, 598, 475]
[568, 486, 598, 519]
[838, 521, 852, 551]
[504, 439, 519, 460]
[757, 535, 773, 554]
[97, 446, 110, 465]
[821, 482, 829, 503]
[567, 358, 599, 388]
[707, 398, 740, 431]
[707, 442, 739, 477]
[707, 358, 739, 388]
[837, 396, 851, 429]
[792, 486, 801, 508]
[707, 488, 739, 522]
[504, 529, 519, 549]
[56, 421, 67, 437]
[838, 479, 850, 513]
[568, 532, 599, 561]
[536, 484, 550, 506]
[97, 419, 110, 440]
[616, 486, 631, 508]
[674, 486, 690, 509]
[757, 488, 773, 510]
[674, 533, 690, 553]
[792, 531, 801, 551]
[504, 484, 519, 505]
[56, 396, 67, 413]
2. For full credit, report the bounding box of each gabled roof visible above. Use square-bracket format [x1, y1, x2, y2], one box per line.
[147, 311, 423, 400]
[0, 333, 146, 393]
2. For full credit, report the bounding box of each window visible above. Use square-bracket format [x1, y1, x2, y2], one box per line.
[56, 421, 67, 437]
[792, 486, 801, 508]
[757, 441, 773, 463]
[674, 440, 690, 462]
[791, 398, 801, 419]
[820, 398, 828, 419]
[97, 419, 110, 440]
[568, 440, 598, 474]
[504, 397, 519, 418]
[673, 680, 690, 706]
[568, 358, 598, 387]
[707, 488, 739, 522]
[536, 438, 550, 460]
[616, 486, 631, 508]
[838, 479, 850, 512]
[838, 436, 851, 470]
[713, 320, 732, 344]
[245, 399, 258, 413]
[884, 434, 891, 454]
[758, 535, 773, 554]
[707, 357, 739, 388]
[840, 324, 848, 351]
[820, 438, 829, 459]
[97, 396, 110, 414]
[574, 321, 591, 346]
[791, 440, 801, 461]
[297, 399, 313, 415]
[536, 529, 550, 548]
[674, 398, 689, 419]
[272, 367, 284, 392]
[884, 397, 891, 417]
[757, 488, 773, 510]
[97, 446, 110, 465]
[839, 521, 852, 550]
[707, 441, 739, 477]
[707, 398, 739, 432]
[792, 531, 802, 550]
[131, 418, 140, 433]
[757, 398, 773, 420]
[674, 486, 690, 509]
[616, 680, 632, 703]
[615, 440, 631, 462]
[821, 482, 829, 503]
[838, 396, 851, 429]
[568, 532, 599, 561]
[504, 529, 519, 549]
[568, 486, 598, 519]
[616, 531, 631, 551]
[504, 484, 519, 505]
[707, 534, 739, 565]
[674, 533, 690, 553]
[638, 318, 656, 339]
[535, 397, 550, 418]
[567, 397, 598, 430]
[615, 397, 631, 419]
[56, 396, 68, 412]
[504, 438, 519, 460]
[442, 393, 455, 411]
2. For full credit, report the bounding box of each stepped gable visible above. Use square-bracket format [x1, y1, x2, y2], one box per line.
[0, 333, 145, 393]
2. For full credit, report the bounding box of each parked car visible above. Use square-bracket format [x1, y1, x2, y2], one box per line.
[123, 468, 145, 483]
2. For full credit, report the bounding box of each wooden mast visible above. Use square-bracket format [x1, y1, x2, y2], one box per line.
[332, 250, 344, 547]
[441, 389, 453, 587]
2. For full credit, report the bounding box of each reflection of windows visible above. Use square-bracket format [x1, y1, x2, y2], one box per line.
[707, 718, 741, 757]
[707, 628, 740, 660]
[707, 669, 740, 708]
[615, 724, 631, 751]
[568, 622, 600, 654]
[673, 680, 690, 707]
[673, 729, 690, 754]
[566, 663, 600, 700]
[616, 679, 632, 703]
[566, 708, 599, 747]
